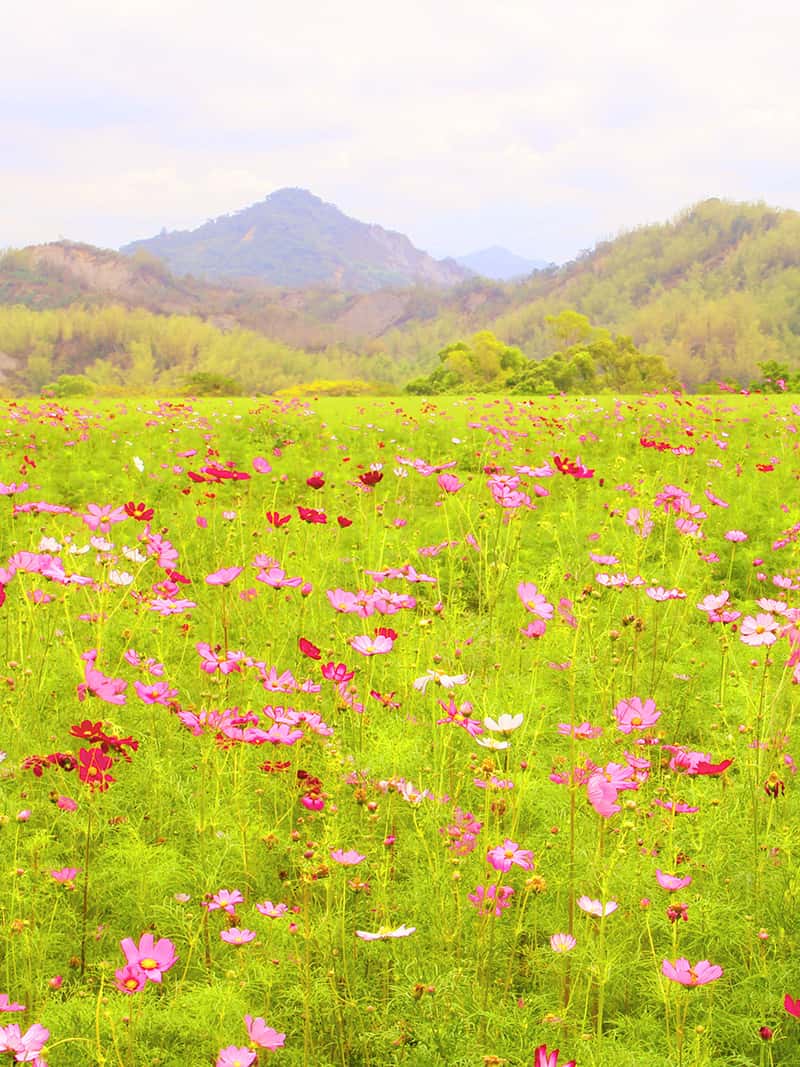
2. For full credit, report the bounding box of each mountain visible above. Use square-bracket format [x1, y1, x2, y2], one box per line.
[455, 246, 548, 280]
[120, 188, 472, 292]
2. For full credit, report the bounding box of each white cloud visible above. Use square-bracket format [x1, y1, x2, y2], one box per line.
[2, 0, 800, 260]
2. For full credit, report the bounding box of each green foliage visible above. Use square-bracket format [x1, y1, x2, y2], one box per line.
[182, 370, 242, 396]
[406, 329, 526, 393]
[46, 372, 95, 397]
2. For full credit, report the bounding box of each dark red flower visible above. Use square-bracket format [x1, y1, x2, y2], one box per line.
[359, 470, 383, 487]
[375, 627, 398, 641]
[306, 472, 325, 489]
[124, 501, 155, 522]
[266, 511, 292, 528]
[336, 515, 352, 528]
[298, 637, 321, 660]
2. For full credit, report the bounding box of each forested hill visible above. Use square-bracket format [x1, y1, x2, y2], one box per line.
[120, 188, 471, 292]
[3, 198, 800, 394]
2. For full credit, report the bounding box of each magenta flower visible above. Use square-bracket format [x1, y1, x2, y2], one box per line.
[785, 993, 800, 1017]
[114, 963, 147, 994]
[330, 849, 366, 865]
[206, 566, 243, 586]
[220, 928, 257, 945]
[613, 696, 661, 734]
[655, 869, 692, 891]
[50, 867, 80, 888]
[244, 1015, 286, 1050]
[437, 472, 464, 493]
[120, 933, 177, 983]
[662, 958, 723, 986]
[724, 530, 748, 542]
[216, 1046, 256, 1067]
[205, 889, 243, 914]
[0, 994, 25, 1013]
[468, 884, 514, 917]
[534, 1044, 576, 1067]
[486, 840, 534, 873]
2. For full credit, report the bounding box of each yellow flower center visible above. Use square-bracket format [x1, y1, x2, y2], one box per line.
[140, 957, 158, 969]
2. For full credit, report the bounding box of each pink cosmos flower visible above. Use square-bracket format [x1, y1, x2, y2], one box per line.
[725, 530, 748, 542]
[78, 652, 127, 704]
[330, 849, 365, 865]
[0, 994, 25, 1013]
[521, 619, 547, 638]
[50, 867, 80, 888]
[550, 933, 576, 953]
[558, 721, 603, 739]
[133, 680, 178, 705]
[655, 869, 692, 891]
[613, 696, 661, 734]
[220, 928, 257, 945]
[784, 993, 800, 1017]
[81, 503, 127, 533]
[120, 933, 177, 983]
[244, 1015, 286, 1050]
[467, 884, 514, 917]
[517, 582, 554, 619]
[740, 614, 780, 646]
[216, 1046, 256, 1067]
[350, 634, 394, 656]
[0, 1021, 50, 1059]
[206, 566, 243, 586]
[486, 840, 534, 873]
[437, 472, 464, 493]
[205, 889, 244, 915]
[662, 958, 723, 986]
[697, 591, 730, 614]
[533, 1044, 576, 1067]
[255, 901, 288, 918]
[577, 896, 617, 917]
[114, 963, 147, 994]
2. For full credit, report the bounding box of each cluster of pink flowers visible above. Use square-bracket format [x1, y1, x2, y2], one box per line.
[115, 933, 177, 993]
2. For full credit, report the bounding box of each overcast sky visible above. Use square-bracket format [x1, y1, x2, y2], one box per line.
[2, 0, 798, 263]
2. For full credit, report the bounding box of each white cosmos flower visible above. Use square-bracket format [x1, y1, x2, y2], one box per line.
[38, 536, 62, 552]
[356, 924, 415, 941]
[483, 713, 524, 734]
[133, 456, 145, 472]
[90, 537, 114, 552]
[122, 546, 147, 563]
[413, 669, 468, 693]
[475, 735, 510, 751]
[108, 570, 134, 586]
[67, 544, 91, 555]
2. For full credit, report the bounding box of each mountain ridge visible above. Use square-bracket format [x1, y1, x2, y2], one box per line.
[120, 188, 472, 292]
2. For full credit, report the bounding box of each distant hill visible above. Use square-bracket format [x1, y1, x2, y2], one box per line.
[455, 246, 548, 280]
[120, 188, 472, 292]
[5, 198, 800, 393]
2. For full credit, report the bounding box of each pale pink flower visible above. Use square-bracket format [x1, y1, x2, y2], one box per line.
[206, 566, 243, 586]
[330, 849, 365, 865]
[350, 634, 394, 656]
[697, 591, 730, 613]
[550, 933, 576, 953]
[437, 472, 464, 493]
[740, 613, 780, 646]
[517, 582, 554, 619]
[467, 884, 514, 917]
[220, 928, 256, 945]
[216, 1046, 256, 1067]
[577, 896, 617, 917]
[255, 901, 288, 918]
[725, 530, 748, 543]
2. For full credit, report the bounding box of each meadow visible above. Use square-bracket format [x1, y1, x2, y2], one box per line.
[0, 390, 798, 1067]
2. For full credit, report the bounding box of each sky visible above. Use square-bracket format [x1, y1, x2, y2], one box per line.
[2, 0, 799, 264]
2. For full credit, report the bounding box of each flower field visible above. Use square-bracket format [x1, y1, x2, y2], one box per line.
[1, 392, 799, 1066]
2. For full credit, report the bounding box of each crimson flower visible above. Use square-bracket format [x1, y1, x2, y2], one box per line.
[298, 637, 321, 660]
[266, 511, 292, 527]
[297, 506, 327, 524]
[337, 515, 353, 527]
[124, 501, 154, 522]
[306, 471, 325, 489]
[77, 747, 115, 791]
